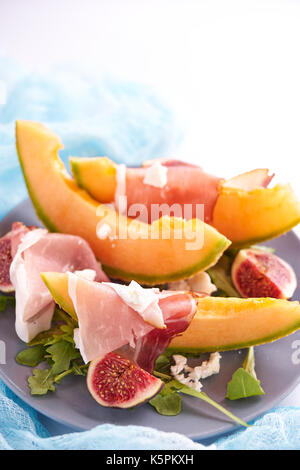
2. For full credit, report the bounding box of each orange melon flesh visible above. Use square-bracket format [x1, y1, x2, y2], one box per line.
[212, 184, 300, 248]
[16, 120, 230, 284]
[70, 156, 116, 203]
[42, 272, 300, 353]
[70, 157, 300, 248]
[169, 296, 300, 352]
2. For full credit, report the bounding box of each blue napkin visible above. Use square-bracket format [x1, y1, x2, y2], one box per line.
[0, 58, 299, 450]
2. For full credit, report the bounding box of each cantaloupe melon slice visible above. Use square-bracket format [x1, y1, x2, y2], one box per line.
[70, 157, 300, 248]
[212, 183, 300, 248]
[16, 120, 230, 284]
[41, 272, 300, 353]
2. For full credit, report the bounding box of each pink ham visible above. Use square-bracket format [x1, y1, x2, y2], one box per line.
[9, 223, 108, 342]
[68, 273, 197, 365]
[131, 292, 201, 372]
[124, 164, 222, 224]
[114, 160, 274, 224]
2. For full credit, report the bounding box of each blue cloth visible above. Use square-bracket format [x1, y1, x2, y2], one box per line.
[0, 58, 299, 450]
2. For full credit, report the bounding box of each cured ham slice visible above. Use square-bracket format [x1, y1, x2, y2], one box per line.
[68, 273, 197, 365]
[119, 163, 222, 224]
[9, 224, 108, 342]
[113, 160, 274, 224]
[131, 292, 201, 372]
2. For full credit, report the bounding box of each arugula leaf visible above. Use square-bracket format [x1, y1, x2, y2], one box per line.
[27, 326, 65, 346]
[226, 347, 264, 400]
[46, 340, 81, 376]
[207, 255, 240, 297]
[54, 363, 88, 384]
[16, 345, 45, 367]
[0, 294, 15, 312]
[179, 386, 249, 428]
[154, 353, 171, 375]
[28, 369, 56, 395]
[243, 345, 257, 378]
[151, 373, 248, 426]
[17, 313, 86, 395]
[0, 295, 7, 312]
[150, 391, 182, 416]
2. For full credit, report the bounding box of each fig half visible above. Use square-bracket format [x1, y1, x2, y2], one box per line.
[0, 229, 14, 293]
[87, 352, 163, 408]
[232, 248, 297, 299]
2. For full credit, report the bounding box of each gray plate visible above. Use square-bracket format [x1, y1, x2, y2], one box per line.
[0, 199, 300, 440]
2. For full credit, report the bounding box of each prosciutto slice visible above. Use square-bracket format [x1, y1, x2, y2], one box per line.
[131, 292, 200, 372]
[113, 160, 274, 224]
[9, 223, 108, 342]
[68, 273, 197, 365]
[122, 163, 222, 224]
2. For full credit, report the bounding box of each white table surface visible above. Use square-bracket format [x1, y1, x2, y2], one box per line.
[0, 0, 300, 438]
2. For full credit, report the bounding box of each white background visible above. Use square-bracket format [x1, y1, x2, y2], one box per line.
[0, 0, 300, 431]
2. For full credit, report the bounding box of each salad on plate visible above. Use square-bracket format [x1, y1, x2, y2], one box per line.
[0, 120, 300, 426]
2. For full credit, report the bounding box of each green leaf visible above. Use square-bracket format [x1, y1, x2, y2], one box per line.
[46, 340, 81, 375]
[27, 326, 64, 346]
[151, 374, 248, 426]
[154, 354, 171, 375]
[226, 347, 264, 400]
[16, 345, 45, 367]
[243, 346, 257, 379]
[150, 392, 182, 416]
[226, 368, 265, 400]
[28, 369, 56, 395]
[176, 383, 249, 427]
[72, 362, 88, 376]
[0, 295, 15, 312]
[207, 255, 240, 298]
[0, 295, 7, 312]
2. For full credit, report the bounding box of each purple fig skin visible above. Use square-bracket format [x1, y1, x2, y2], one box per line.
[87, 352, 164, 409]
[232, 249, 297, 299]
[0, 230, 14, 293]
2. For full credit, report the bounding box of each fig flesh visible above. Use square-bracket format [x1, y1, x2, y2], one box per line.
[0, 222, 36, 293]
[87, 352, 163, 408]
[0, 229, 14, 293]
[232, 248, 297, 299]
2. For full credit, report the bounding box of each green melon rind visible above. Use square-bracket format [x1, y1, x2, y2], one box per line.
[69, 158, 85, 192]
[16, 122, 231, 284]
[167, 321, 300, 354]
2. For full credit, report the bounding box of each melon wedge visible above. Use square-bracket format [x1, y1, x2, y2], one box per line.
[16, 120, 230, 284]
[70, 157, 300, 247]
[212, 183, 300, 248]
[41, 272, 300, 353]
[169, 296, 300, 352]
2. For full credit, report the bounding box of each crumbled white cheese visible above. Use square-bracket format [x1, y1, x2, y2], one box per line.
[168, 272, 217, 295]
[171, 352, 221, 392]
[96, 223, 112, 240]
[104, 280, 165, 329]
[171, 354, 189, 375]
[143, 161, 168, 188]
[73, 269, 97, 281]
